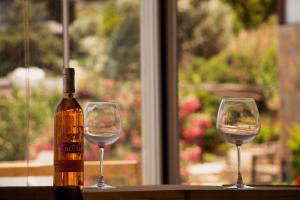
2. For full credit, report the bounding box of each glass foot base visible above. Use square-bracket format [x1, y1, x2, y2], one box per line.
[97, 182, 115, 189]
[226, 184, 254, 189]
[88, 183, 115, 189]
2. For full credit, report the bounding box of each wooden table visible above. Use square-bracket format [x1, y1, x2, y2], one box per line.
[83, 185, 300, 200]
[1, 185, 300, 200]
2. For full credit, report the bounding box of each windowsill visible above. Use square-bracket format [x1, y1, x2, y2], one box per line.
[83, 185, 300, 200]
[1, 185, 300, 200]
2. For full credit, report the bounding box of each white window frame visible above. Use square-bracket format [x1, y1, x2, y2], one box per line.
[140, 0, 162, 185]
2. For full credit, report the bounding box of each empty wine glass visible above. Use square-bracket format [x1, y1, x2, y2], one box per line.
[84, 102, 122, 189]
[216, 98, 260, 189]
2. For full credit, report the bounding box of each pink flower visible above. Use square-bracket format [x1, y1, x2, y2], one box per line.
[121, 110, 129, 118]
[133, 97, 141, 111]
[296, 174, 300, 185]
[192, 119, 211, 128]
[41, 143, 53, 151]
[181, 146, 202, 162]
[116, 131, 126, 144]
[103, 79, 112, 88]
[183, 127, 204, 139]
[84, 152, 93, 160]
[180, 139, 189, 146]
[91, 145, 98, 153]
[105, 144, 112, 151]
[179, 98, 201, 118]
[203, 119, 212, 128]
[132, 130, 142, 149]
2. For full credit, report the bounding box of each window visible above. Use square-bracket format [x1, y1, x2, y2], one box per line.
[177, 0, 281, 185]
[2, 0, 298, 188]
[0, 0, 142, 186]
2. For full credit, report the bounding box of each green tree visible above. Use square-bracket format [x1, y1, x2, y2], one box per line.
[103, 2, 140, 80]
[72, 0, 140, 80]
[180, 18, 278, 97]
[222, 0, 277, 30]
[177, 0, 233, 60]
[0, 0, 62, 77]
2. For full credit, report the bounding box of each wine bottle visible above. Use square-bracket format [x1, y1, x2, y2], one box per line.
[54, 68, 84, 187]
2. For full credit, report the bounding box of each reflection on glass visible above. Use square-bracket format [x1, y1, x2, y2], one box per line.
[217, 98, 260, 189]
[84, 102, 122, 189]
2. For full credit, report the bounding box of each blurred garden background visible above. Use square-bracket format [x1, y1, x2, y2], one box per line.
[0, 0, 300, 186]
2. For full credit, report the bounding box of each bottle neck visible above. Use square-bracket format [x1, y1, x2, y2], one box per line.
[63, 68, 75, 94]
[63, 92, 74, 99]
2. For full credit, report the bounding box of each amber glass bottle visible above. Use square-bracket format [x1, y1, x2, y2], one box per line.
[54, 68, 84, 187]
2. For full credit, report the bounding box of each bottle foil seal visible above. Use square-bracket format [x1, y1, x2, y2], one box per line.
[63, 68, 75, 93]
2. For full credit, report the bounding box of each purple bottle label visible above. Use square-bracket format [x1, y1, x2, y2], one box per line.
[60, 142, 82, 154]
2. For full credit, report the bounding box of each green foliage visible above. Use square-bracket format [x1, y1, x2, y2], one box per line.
[101, 2, 122, 39]
[181, 18, 278, 92]
[0, 0, 62, 77]
[72, 0, 140, 80]
[178, 0, 233, 59]
[288, 125, 300, 178]
[179, 77, 225, 157]
[254, 123, 280, 144]
[104, 2, 140, 80]
[0, 89, 27, 160]
[179, 17, 279, 159]
[196, 91, 228, 156]
[0, 87, 58, 161]
[187, 54, 254, 84]
[222, 0, 277, 30]
[252, 42, 277, 93]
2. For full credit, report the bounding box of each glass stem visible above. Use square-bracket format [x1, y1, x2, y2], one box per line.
[97, 145, 105, 187]
[236, 144, 244, 188]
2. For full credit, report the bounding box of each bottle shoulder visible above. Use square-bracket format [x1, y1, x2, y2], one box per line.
[55, 97, 83, 113]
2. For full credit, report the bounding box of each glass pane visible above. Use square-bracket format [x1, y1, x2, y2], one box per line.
[73, 0, 141, 186]
[0, 0, 141, 187]
[31, 0, 141, 186]
[0, 0, 29, 186]
[177, 0, 280, 185]
[27, 0, 62, 186]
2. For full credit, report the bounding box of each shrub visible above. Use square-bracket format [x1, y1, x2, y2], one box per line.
[178, 0, 233, 59]
[0, 87, 58, 160]
[254, 123, 280, 144]
[178, 17, 279, 165]
[78, 76, 142, 160]
[288, 125, 300, 183]
[222, 0, 277, 30]
[183, 17, 277, 92]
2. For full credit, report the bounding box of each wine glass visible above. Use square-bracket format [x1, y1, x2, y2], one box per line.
[84, 102, 122, 189]
[216, 98, 260, 189]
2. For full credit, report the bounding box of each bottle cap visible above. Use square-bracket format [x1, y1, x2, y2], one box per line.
[63, 68, 75, 93]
